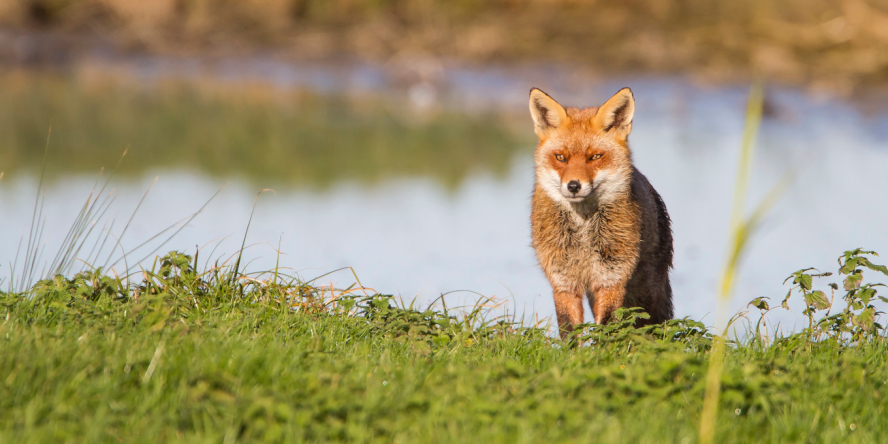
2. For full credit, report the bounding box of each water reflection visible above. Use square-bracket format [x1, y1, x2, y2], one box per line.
[0, 71, 523, 188]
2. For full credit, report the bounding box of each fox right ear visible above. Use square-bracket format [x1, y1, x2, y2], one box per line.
[593, 87, 635, 141]
[529, 88, 568, 140]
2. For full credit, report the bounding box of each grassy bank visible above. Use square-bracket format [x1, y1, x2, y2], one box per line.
[3, 0, 888, 92]
[1, 250, 887, 443]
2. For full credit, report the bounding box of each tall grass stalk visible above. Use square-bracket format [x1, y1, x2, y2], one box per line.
[17, 127, 52, 293]
[698, 83, 765, 444]
[231, 188, 274, 296]
[119, 187, 222, 274]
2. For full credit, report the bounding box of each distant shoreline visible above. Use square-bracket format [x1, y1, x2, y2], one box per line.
[2, 0, 888, 98]
[5, 33, 888, 119]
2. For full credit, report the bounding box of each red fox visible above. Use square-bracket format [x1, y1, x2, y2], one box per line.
[528, 87, 673, 339]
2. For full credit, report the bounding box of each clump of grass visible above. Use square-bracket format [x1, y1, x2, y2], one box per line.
[2, 127, 222, 297]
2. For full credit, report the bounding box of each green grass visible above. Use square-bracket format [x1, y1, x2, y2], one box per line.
[1, 251, 887, 443]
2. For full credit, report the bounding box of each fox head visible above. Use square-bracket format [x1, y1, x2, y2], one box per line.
[529, 87, 635, 206]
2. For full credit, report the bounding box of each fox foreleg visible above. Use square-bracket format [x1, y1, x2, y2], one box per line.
[591, 285, 626, 325]
[553, 290, 584, 340]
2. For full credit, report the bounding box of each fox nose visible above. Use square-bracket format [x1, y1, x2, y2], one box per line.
[567, 181, 581, 194]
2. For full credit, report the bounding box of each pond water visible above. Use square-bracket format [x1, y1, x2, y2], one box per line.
[1, 61, 886, 331]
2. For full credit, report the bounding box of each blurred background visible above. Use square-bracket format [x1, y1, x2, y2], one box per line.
[1, 0, 887, 328]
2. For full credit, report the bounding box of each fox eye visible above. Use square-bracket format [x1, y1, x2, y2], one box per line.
[554, 154, 566, 162]
[588, 154, 603, 161]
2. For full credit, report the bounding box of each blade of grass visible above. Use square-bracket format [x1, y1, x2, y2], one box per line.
[46, 190, 95, 276]
[116, 186, 225, 273]
[59, 194, 118, 275]
[231, 189, 275, 294]
[8, 236, 24, 293]
[201, 236, 231, 271]
[101, 176, 158, 270]
[25, 215, 48, 289]
[20, 126, 51, 292]
[48, 148, 128, 277]
[51, 150, 130, 276]
[699, 82, 767, 444]
[104, 231, 131, 284]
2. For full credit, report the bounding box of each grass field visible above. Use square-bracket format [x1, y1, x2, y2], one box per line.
[2, 249, 887, 443]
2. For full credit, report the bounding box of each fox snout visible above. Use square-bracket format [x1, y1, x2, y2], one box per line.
[566, 181, 580, 194]
[561, 179, 594, 201]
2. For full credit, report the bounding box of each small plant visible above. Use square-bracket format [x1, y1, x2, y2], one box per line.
[572, 308, 713, 353]
[33, 268, 129, 302]
[817, 249, 888, 341]
[748, 248, 888, 345]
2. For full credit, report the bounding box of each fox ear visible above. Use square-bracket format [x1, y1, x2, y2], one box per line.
[594, 88, 635, 140]
[529, 88, 568, 139]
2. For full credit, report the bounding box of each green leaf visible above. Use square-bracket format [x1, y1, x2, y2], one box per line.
[844, 273, 863, 291]
[804, 290, 830, 310]
[858, 287, 876, 306]
[840, 258, 859, 275]
[785, 268, 815, 285]
[863, 260, 888, 276]
[852, 307, 876, 330]
[794, 274, 813, 291]
[782, 289, 792, 310]
[339, 298, 356, 312]
[748, 297, 769, 311]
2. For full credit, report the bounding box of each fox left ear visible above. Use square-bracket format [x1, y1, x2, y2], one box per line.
[594, 88, 635, 141]
[529, 88, 568, 140]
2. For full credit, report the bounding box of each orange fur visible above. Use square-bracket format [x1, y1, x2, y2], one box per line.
[529, 87, 674, 339]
